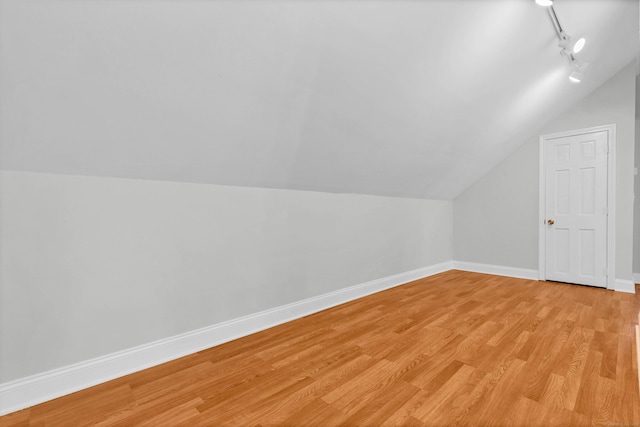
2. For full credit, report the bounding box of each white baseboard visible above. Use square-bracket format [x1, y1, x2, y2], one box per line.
[453, 261, 635, 294]
[615, 279, 636, 294]
[0, 261, 453, 416]
[453, 260, 539, 280]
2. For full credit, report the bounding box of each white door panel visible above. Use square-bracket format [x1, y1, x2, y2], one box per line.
[544, 131, 608, 287]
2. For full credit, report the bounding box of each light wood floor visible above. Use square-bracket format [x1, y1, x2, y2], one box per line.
[2, 270, 639, 426]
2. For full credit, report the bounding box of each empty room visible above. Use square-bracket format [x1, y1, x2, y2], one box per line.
[0, 0, 639, 425]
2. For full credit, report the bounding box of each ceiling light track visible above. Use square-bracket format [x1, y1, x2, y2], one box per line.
[537, 1, 588, 83]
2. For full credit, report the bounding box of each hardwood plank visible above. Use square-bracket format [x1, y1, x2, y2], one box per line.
[0, 409, 30, 427]
[410, 363, 477, 423]
[337, 380, 420, 426]
[280, 398, 348, 426]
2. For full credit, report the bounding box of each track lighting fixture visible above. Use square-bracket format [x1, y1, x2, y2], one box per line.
[537, 1, 588, 83]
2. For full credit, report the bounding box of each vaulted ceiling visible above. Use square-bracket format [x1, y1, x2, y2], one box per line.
[1, 0, 638, 199]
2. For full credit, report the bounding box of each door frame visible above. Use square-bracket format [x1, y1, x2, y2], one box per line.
[538, 124, 617, 289]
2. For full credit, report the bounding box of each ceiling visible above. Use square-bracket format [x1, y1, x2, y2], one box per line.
[1, 0, 638, 200]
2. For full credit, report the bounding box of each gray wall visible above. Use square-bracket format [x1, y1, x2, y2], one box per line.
[0, 171, 452, 382]
[454, 61, 636, 281]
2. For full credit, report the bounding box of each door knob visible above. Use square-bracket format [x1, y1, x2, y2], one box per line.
[547, 219, 555, 225]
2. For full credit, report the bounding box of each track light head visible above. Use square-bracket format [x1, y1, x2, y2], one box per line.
[569, 62, 589, 83]
[559, 32, 586, 54]
[535, 0, 553, 6]
[572, 37, 586, 53]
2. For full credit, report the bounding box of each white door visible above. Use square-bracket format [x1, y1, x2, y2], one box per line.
[544, 130, 608, 287]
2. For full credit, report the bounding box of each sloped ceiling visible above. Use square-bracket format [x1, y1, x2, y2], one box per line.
[0, 0, 638, 200]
